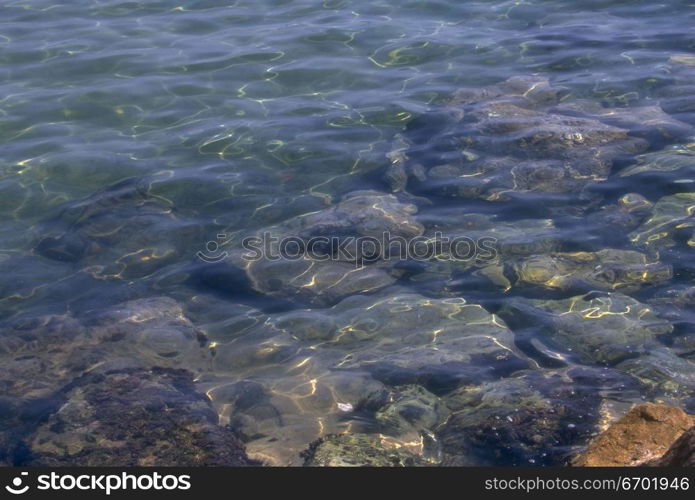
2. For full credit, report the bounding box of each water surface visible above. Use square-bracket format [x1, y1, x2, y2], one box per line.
[1, 0, 694, 465]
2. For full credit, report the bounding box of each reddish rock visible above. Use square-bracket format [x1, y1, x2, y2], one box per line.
[573, 403, 694, 466]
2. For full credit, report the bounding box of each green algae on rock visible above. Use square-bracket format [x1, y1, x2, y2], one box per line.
[438, 370, 601, 466]
[0, 297, 259, 466]
[26, 368, 256, 466]
[302, 433, 427, 466]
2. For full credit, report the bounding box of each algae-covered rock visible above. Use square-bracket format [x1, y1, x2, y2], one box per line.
[25, 368, 255, 466]
[438, 370, 601, 466]
[375, 384, 447, 438]
[499, 293, 672, 365]
[302, 433, 427, 466]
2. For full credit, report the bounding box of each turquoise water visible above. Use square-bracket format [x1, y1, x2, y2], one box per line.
[1, 0, 694, 465]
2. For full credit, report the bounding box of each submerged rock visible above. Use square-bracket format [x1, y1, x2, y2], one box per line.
[206, 290, 527, 464]
[510, 249, 672, 293]
[584, 193, 654, 236]
[469, 100, 644, 161]
[385, 76, 654, 203]
[447, 75, 560, 108]
[628, 192, 695, 253]
[553, 101, 692, 143]
[0, 296, 210, 403]
[0, 297, 253, 466]
[499, 293, 672, 365]
[657, 60, 695, 118]
[648, 284, 695, 308]
[620, 143, 695, 177]
[324, 292, 530, 393]
[573, 403, 694, 466]
[376, 385, 445, 434]
[646, 286, 695, 343]
[233, 190, 423, 306]
[616, 348, 695, 397]
[34, 178, 201, 279]
[438, 370, 601, 466]
[25, 368, 255, 466]
[301, 433, 427, 466]
[405, 213, 561, 294]
[207, 373, 390, 465]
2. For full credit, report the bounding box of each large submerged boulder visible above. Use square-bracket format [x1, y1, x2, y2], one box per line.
[207, 290, 529, 464]
[0, 297, 254, 466]
[321, 292, 530, 392]
[438, 369, 602, 466]
[510, 249, 672, 293]
[498, 293, 672, 365]
[229, 190, 424, 306]
[628, 192, 695, 253]
[25, 368, 255, 466]
[34, 178, 201, 279]
[383, 75, 667, 203]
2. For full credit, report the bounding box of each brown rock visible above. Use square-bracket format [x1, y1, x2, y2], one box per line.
[573, 403, 694, 466]
[648, 426, 695, 466]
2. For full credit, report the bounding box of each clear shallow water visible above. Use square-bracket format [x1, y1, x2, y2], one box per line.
[1, 0, 694, 465]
